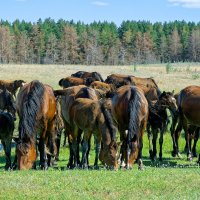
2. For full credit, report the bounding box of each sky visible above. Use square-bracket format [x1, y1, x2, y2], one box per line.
[0, 0, 200, 26]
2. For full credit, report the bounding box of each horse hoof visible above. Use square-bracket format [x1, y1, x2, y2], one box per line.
[40, 164, 48, 170]
[187, 156, 193, 161]
[177, 153, 182, 159]
[5, 165, 11, 171]
[171, 151, 176, 157]
[192, 152, 197, 158]
[138, 165, 144, 170]
[94, 165, 99, 170]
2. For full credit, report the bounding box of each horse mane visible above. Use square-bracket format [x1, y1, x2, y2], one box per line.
[19, 80, 45, 141]
[128, 87, 142, 142]
[101, 101, 116, 141]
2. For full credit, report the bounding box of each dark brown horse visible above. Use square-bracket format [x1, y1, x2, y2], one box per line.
[147, 91, 177, 161]
[171, 86, 200, 161]
[0, 111, 15, 170]
[112, 85, 148, 169]
[15, 80, 57, 170]
[71, 71, 104, 82]
[0, 79, 25, 97]
[105, 74, 133, 88]
[59, 77, 85, 88]
[0, 88, 16, 120]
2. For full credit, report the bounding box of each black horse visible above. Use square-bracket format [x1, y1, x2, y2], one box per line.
[0, 88, 16, 120]
[0, 111, 15, 170]
[147, 91, 177, 161]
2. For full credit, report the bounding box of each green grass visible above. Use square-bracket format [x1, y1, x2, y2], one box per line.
[1, 133, 200, 199]
[0, 63, 200, 199]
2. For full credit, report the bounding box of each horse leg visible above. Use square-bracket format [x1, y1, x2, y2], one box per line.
[170, 115, 178, 157]
[183, 126, 192, 161]
[86, 136, 92, 167]
[55, 131, 61, 161]
[192, 128, 199, 157]
[81, 133, 90, 169]
[2, 139, 12, 170]
[77, 129, 82, 166]
[147, 123, 153, 160]
[119, 129, 126, 168]
[38, 138, 48, 170]
[159, 128, 164, 161]
[12, 154, 17, 170]
[174, 122, 182, 158]
[63, 130, 67, 147]
[94, 133, 101, 169]
[137, 120, 146, 170]
[152, 128, 158, 161]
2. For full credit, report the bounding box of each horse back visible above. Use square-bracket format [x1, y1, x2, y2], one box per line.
[178, 85, 200, 126]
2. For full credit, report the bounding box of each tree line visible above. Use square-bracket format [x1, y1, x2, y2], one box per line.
[0, 18, 200, 65]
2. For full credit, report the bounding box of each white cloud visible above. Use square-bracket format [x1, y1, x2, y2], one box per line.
[168, 0, 200, 8]
[91, 1, 110, 7]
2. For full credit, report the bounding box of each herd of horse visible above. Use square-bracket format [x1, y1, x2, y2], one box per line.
[0, 71, 200, 170]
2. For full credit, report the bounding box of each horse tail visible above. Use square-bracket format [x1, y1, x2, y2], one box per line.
[101, 102, 116, 141]
[128, 87, 142, 142]
[19, 80, 45, 140]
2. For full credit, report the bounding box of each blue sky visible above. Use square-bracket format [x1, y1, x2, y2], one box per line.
[0, 0, 200, 26]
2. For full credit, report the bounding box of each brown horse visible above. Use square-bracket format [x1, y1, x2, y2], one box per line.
[172, 86, 200, 161]
[0, 111, 15, 170]
[105, 74, 133, 88]
[55, 86, 118, 169]
[71, 71, 104, 82]
[0, 79, 25, 98]
[112, 85, 148, 169]
[69, 98, 118, 169]
[15, 80, 57, 170]
[54, 86, 98, 168]
[59, 77, 85, 88]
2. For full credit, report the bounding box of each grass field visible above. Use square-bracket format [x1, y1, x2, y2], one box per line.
[0, 63, 200, 199]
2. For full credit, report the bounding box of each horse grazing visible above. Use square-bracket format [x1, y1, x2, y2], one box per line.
[0, 88, 16, 120]
[147, 91, 177, 161]
[112, 85, 148, 169]
[0, 79, 25, 97]
[15, 80, 57, 170]
[0, 111, 15, 170]
[69, 98, 118, 169]
[172, 86, 200, 161]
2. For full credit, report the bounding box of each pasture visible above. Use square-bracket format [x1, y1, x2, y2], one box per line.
[0, 63, 200, 199]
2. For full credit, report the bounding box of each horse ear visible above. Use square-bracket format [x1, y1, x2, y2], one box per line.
[58, 79, 64, 87]
[159, 91, 166, 99]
